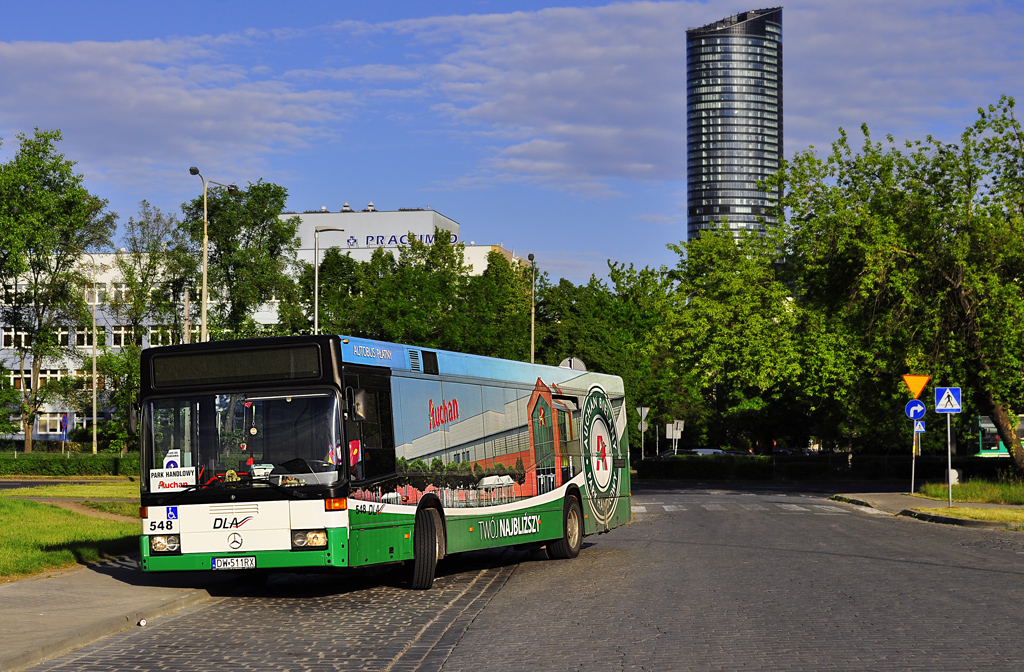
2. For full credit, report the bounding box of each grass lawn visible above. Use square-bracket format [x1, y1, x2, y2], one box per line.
[0, 499, 138, 580]
[911, 506, 1024, 525]
[0, 482, 140, 500]
[917, 479, 1024, 505]
[80, 500, 140, 518]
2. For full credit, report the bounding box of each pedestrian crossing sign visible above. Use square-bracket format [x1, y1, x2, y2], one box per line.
[914, 420, 925, 433]
[935, 387, 962, 414]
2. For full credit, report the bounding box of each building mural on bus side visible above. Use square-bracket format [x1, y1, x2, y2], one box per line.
[348, 365, 629, 523]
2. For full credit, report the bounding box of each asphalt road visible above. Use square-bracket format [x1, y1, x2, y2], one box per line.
[26, 483, 1024, 671]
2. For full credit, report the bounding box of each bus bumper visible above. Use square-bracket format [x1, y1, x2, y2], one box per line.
[140, 528, 349, 572]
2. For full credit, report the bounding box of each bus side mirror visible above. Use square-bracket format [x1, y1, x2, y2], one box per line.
[350, 388, 369, 423]
[128, 402, 139, 436]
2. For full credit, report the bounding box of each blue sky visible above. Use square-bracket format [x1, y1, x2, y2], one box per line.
[2, 1, 1023, 282]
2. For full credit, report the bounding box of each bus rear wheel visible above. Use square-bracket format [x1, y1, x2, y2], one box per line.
[547, 496, 582, 559]
[410, 508, 443, 589]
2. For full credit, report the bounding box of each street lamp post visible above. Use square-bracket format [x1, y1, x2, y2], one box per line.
[314, 226, 346, 335]
[188, 167, 238, 342]
[528, 253, 536, 363]
[82, 253, 100, 454]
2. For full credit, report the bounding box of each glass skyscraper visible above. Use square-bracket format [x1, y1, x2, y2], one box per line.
[686, 7, 782, 240]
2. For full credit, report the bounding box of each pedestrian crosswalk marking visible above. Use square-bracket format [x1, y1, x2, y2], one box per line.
[625, 501, 888, 516]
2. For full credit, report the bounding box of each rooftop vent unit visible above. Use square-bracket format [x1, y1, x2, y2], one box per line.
[320, 206, 327, 212]
[362, 201, 377, 212]
[341, 202, 353, 212]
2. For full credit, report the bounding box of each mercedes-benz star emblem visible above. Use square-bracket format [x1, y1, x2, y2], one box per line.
[227, 532, 243, 550]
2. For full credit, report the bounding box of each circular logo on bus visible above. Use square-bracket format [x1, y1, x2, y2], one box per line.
[581, 386, 621, 526]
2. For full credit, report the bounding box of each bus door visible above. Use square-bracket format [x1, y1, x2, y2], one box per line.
[342, 367, 395, 485]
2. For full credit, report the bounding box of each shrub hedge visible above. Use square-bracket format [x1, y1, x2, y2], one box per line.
[0, 453, 140, 477]
[636, 455, 772, 481]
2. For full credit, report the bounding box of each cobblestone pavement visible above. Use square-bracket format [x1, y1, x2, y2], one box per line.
[25, 484, 1024, 671]
[26, 551, 520, 672]
[443, 484, 1024, 671]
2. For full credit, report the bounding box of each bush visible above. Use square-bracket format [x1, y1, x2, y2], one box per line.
[0, 453, 139, 477]
[636, 455, 773, 481]
[735, 458, 773, 480]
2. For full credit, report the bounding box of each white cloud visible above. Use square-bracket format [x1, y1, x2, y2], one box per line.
[1, 1, 1022, 216]
[0, 37, 351, 191]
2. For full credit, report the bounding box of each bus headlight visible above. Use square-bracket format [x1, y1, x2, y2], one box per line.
[292, 529, 327, 549]
[150, 535, 181, 553]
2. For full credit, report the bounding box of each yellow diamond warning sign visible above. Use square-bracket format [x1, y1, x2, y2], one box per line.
[902, 375, 930, 400]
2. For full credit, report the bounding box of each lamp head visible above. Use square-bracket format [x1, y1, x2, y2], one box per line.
[528, 253, 535, 262]
[189, 166, 200, 176]
[227, 185, 239, 195]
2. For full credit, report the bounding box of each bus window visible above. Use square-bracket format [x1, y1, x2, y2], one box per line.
[345, 372, 395, 482]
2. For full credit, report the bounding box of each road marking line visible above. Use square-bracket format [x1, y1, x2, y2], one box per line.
[701, 504, 727, 511]
[856, 507, 890, 515]
[776, 503, 810, 512]
[739, 504, 768, 511]
[631, 506, 647, 513]
[662, 505, 685, 511]
[811, 505, 848, 513]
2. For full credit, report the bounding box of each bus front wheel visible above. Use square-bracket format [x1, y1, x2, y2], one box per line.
[410, 508, 443, 589]
[547, 496, 582, 559]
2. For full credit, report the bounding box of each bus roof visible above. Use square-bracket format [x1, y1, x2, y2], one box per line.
[337, 335, 623, 393]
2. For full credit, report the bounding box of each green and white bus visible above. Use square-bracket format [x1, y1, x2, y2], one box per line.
[139, 335, 631, 588]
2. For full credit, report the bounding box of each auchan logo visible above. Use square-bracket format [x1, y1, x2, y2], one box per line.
[429, 398, 459, 430]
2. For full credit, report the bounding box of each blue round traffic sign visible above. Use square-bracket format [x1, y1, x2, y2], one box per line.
[905, 400, 926, 420]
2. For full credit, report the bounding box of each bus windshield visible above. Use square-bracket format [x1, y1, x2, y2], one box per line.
[141, 390, 344, 494]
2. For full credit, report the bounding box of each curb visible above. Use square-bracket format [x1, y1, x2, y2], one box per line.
[2, 589, 217, 672]
[830, 494, 875, 509]
[897, 509, 1021, 529]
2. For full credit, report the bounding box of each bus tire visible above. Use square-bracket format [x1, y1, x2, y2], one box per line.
[547, 496, 583, 560]
[411, 508, 441, 589]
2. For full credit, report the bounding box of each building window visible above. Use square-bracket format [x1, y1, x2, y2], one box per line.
[38, 413, 63, 434]
[149, 325, 174, 347]
[8, 370, 29, 390]
[75, 328, 104, 348]
[84, 283, 107, 305]
[112, 325, 142, 347]
[74, 370, 105, 390]
[2, 328, 32, 349]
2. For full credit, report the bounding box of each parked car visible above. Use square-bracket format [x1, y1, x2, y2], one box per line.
[693, 449, 728, 456]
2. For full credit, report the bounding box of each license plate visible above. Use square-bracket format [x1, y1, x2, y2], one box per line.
[212, 556, 256, 570]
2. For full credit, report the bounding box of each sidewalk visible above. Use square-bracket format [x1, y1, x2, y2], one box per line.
[834, 491, 1024, 528]
[0, 557, 237, 672]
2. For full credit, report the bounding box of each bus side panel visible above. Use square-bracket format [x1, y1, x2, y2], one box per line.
[444, 497, 564, 554]
[347, 508, 414, 567]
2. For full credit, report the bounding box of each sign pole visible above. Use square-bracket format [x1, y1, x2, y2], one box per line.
[913, 426, 921, 493]
[947, 413, 953, 508]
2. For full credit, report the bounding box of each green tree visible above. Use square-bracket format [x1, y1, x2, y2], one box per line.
[772, 96, 1024, 468]
[665, 227, 803, 451]
[0, 366, 21, 436]
[297, 247, 362, 336]
[0, 129, 115, 452]
[180, 180, 301, 335]
[464, 249, 532, 359]
[357, 229, 471, 350]
[108, 200, 195, 346]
